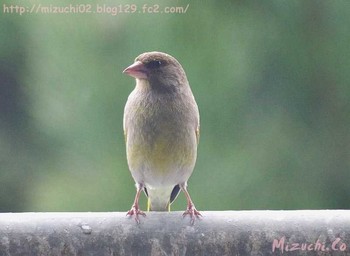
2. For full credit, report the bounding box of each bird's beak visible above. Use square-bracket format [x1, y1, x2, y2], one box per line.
[123, 61, 148, 79]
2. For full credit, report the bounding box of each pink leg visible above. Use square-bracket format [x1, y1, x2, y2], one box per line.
[181, 183, 202, 224]
[126, 184, 146, 223]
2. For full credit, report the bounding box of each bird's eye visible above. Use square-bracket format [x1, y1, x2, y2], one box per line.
[147, 60, 162, 69]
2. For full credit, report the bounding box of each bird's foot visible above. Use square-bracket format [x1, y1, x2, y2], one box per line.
[126, 204, 146, 223]
[182, 204, 202, 225]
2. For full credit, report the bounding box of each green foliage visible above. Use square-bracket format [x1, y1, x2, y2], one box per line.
[1, 0, 350, 212]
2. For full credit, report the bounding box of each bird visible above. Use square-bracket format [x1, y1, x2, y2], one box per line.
[122, 51, 201, 224]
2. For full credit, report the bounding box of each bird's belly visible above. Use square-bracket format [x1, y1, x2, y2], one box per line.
[127, 130, 196, 187]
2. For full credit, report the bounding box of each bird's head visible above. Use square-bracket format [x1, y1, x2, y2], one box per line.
[123, 52, 188, 93]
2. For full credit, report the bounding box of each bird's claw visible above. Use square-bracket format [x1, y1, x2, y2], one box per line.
[182, 205, 202, 225]
[126, 205, 146, 223]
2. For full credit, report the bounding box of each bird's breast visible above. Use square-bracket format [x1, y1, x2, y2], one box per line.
[124, 90, 198, 185]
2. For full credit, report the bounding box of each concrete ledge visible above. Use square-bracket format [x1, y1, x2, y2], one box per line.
[0, 210, 349, 255]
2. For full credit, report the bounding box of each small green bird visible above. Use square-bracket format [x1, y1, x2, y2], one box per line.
[123, 51, 201, 223]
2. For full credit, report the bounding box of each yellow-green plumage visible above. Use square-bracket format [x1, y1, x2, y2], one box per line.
[123, 52, 201, 222]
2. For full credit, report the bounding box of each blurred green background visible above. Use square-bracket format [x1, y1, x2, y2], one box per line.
[1, 0, 350, 212]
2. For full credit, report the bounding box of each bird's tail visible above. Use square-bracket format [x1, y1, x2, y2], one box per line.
[145, 186, 180, 211]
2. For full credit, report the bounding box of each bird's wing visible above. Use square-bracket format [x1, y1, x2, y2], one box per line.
[123, 114, 128, 144]
[124, 130, 127, 144]
[195, 125, 200, 145]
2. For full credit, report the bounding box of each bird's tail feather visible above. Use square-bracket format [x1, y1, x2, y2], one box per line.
[146, 186, 174, 211]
